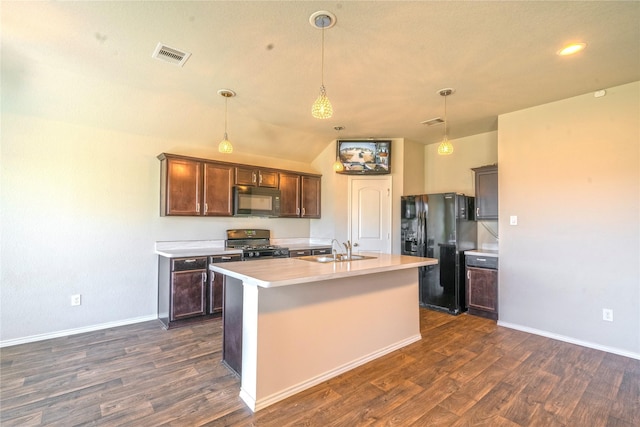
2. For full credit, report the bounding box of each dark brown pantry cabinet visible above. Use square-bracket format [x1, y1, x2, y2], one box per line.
[279, 172, 321, 218]
[158, 153, 233, 217]
[472, 164, 498, 220]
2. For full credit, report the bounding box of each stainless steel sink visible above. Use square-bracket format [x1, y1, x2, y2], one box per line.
[297, 254, 377, 263]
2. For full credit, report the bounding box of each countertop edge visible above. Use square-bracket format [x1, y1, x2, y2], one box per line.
[209, 255, 437, 288]
[465, 250, 499, 257]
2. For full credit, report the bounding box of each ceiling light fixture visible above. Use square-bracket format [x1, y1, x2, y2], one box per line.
[557, 42, 586, 56]
[437, 88, 455, 156]
[217, 89, 236, 154]
[310, 11, 336, 119]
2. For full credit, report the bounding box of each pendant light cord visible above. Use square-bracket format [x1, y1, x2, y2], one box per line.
[224, 96, 228, 138]
[321, 25, 325, 86]
[444, 93, 448, 139]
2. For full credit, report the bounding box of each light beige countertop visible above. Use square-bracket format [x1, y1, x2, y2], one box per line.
[209, 253, 437, 288]
[155, 240, 242, 258]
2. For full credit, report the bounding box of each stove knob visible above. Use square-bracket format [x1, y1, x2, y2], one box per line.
[253, 251, 259, 257]
[248, 252, 254, 257]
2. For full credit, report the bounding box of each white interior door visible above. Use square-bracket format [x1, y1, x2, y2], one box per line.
[349, 177, 392, 253]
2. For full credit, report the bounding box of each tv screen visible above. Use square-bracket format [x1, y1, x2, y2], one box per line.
[336, 140, 391, 175]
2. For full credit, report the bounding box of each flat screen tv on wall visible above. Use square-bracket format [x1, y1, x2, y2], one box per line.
[336, 140, 391, 175]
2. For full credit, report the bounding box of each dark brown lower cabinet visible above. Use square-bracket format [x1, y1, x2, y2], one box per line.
[158, 255, 239, 329]
[466, 266, 498, 320]
[171, 270, 206, 320]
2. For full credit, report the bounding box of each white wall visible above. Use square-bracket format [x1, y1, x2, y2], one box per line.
[0, 114, 314, 343]
[424, 131, 499, 249]
[498, 81, 640, 357]
[310, 138, 408, 255]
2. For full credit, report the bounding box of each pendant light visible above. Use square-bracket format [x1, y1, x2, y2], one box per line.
[310, 11, 336, 119]
[437, 88, 455, 156]
[217, 89, 236, 154]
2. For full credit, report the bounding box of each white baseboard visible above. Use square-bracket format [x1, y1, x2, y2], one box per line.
[241, 333, 422, 412]
[497, 320, 640, 361]
[0, 315, 158, 348]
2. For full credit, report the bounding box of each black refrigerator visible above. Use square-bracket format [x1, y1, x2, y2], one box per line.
[401, 193, 477, 314]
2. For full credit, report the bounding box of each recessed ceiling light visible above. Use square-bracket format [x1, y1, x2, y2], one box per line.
[557, 42, 586, 56]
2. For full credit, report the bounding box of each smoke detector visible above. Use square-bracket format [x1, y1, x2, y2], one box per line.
[152, 43, 192, 67]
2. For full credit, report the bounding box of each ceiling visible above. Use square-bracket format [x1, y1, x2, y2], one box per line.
[2, 1, 639, 163]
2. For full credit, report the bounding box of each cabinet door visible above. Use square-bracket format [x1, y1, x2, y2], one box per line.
[165, 158, 202, 216]
[171, 270, 206, 320]
[258, 170, 279, 188]
[235, 166, 257, 186]
[474, 166, 498, 220]
[209, 271, 224, 314]
[279, 173, 301, 217]
[466, 267, 498, 319]
[203, 162, 233, 216]
[301, 175, 321, 218]
[235, 167, 279, 188]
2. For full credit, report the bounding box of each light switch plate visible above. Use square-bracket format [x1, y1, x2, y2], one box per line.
[509, 215, 518, 225]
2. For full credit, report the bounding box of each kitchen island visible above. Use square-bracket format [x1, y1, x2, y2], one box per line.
[209, 253, 437, 411]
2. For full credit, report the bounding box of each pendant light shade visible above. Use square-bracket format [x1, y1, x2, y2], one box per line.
[437, 138, 454, 155]
[310, 11, 336, 119]
[312, 85, 333, 119]
[437, 88, 455, 156]
[217, 89, 235, 154]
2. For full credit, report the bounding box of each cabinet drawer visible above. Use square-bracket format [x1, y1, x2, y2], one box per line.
[289, 249, 311, 257]
[312, 248, 332, 255]
[466, 255, 498, 269]
[172, 257, 208, 271]
[210, 254, 242, 263]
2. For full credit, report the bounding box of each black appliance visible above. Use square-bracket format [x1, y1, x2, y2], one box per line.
[401, 193, 477, 314]
[226, 229, 289, 260]
[233, 186, 281, 217]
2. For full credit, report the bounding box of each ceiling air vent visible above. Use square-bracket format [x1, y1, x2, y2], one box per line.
[152, 43, 191, 67]
[421, 117, 444, 126]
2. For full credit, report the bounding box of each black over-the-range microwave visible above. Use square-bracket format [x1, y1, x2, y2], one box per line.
[232, 185, 281, 217]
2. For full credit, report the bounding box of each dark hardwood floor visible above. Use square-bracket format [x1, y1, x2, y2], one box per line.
[1, 309, 638, 426]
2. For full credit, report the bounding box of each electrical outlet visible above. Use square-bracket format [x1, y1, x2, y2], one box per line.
[602, 308, 613, 322]
[71, 294, 81, 306]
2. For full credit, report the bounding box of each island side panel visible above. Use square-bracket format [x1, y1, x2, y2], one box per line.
[251, 268, 420, 410]
[222, 276, 244, 376]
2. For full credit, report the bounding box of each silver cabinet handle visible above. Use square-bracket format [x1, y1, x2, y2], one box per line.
[259, 174, 263, 185]
[252, 172, 257, 183]
[185, 259, 196, 263]
[204, 203, 208, 213]
[477, 258, 487, 262]
[297, 207, 300, 215]
[221, 256, 232, 260]
[302, 208, 306, 216]
[467, 270, 471, 279]
[476, 207, 480, 216]
[196, 203, 200, 212]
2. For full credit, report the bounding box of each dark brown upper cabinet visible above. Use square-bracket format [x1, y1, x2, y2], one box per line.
[235, 166, 279, 188]
[159, 153, 233, 217]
